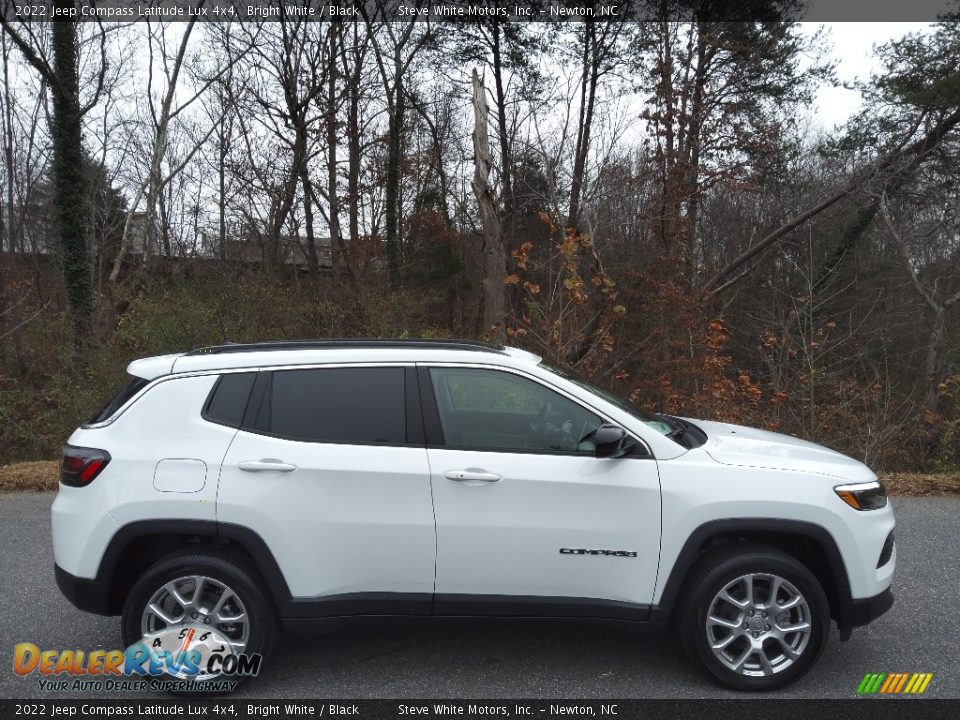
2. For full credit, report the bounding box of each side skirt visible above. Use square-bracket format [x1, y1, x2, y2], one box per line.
[279, 592, 653, 622]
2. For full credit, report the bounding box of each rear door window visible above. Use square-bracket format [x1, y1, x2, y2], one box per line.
[254, 367, 406, 445]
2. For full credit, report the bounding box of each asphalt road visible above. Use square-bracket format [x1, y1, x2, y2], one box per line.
[1, 492, 957, 699]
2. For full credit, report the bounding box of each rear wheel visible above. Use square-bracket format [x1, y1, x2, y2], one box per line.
[679, 545, 830, 691]
[121, 549, 276, 693]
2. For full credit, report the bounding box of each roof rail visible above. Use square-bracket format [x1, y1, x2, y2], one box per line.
[184, 338, 506, 356]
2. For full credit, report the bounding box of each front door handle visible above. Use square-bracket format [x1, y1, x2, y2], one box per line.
[444, 470, 501, 483]
[238, 460, 297, 473]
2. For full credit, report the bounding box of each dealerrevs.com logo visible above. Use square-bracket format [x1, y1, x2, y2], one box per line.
[13, 626, 261, 692]
[857, 672, 934, 695]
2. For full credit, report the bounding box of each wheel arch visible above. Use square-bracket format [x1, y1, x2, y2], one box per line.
[90, 520, 292, 616]
[652, 518, 853, 630]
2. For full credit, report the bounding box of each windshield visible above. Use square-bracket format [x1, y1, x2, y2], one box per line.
[540, 363, 674, 437]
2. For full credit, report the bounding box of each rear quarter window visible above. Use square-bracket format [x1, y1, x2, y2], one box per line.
[86, 375, 150, 425]
[203, 372, 257, 428]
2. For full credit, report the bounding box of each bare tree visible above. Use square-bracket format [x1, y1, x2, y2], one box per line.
[472, 69, 505, 340]
[706, 107, 960, 294]
[568, 18, 623, 232]
[338, 20, 374, 251]
[111, 15, 248, 281]
[363, 4, 432, 287]
[881, 193, 960, 410]
[0, 7, 109, 342]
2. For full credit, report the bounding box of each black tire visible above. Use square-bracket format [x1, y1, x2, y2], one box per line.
[678, 544, 830, 691]
[121, 548, 276, 694]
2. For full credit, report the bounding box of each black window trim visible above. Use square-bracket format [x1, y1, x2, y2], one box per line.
[235, 363, 425, 449]
[242, 370, 270, 429]
[417, 362, 653, 459]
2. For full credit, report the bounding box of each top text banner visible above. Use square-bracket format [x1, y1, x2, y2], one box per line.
[1, 0, 956, 23]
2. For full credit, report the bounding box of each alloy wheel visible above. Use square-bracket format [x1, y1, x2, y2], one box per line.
[140, 574, 250, 653]
[705, 572, 812, 677]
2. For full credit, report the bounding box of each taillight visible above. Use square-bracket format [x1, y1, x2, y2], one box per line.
[60, 446, 111, 487]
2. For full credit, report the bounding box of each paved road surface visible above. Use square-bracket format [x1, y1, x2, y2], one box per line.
[1, 493, 956, 699]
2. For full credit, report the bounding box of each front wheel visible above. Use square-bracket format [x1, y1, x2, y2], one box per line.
[679, 545, 830, 691]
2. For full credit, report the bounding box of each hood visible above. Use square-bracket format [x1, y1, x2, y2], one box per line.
[693, 419, 876, 482]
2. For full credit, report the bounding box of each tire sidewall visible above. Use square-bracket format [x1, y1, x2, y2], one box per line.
[684, 550, 830, 691]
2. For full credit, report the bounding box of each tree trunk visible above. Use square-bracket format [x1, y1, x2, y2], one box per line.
[344, 27, 363, 248]
[327, 25, 342, 282]
[569, 24, 598, 233]
[384, 56, 403, 288]
[267, 126, 306, 268]
[471, 69, 505, 341]
[158, 186, 171, 257]
[491, 25, 513, 236]
[0, 205, 5, 363]
[217, 118, 227, 261]
[347, 82, 361, 247]
[2, 37, 15, 255]
[0, 40, 10, 361]
[300, 169, 320, 279]
[924, 309, 947, 411]
[682, 26, 708, 284]
[50, 18, 92, 344]
[656, 20, 679, 255]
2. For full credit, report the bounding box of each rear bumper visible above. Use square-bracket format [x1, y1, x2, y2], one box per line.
[55, 563, 113, 616]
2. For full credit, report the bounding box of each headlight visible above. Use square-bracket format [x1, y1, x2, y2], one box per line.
[834, 481, 887, 511]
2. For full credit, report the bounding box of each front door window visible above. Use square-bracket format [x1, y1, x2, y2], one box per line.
[429, 367, 602, 454]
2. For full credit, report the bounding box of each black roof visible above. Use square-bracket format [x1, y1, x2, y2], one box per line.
[184, 338, 506, 356]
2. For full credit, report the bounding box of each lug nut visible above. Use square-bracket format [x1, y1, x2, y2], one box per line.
[761, 611, 767, 618]
[753, 631, 759, 638]
[765, 624, 770, 631]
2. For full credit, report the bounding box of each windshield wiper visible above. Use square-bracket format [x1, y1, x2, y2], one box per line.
[656, 413, 689, 444]
[656, 413, 709, 449]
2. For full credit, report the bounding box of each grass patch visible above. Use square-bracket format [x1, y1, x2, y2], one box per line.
[2, 460, 960, 497]
[0, 460, 59, 492]
[880, 472, 960, 497]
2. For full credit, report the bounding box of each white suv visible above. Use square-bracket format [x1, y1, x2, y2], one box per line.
[52, 340, 895, 690]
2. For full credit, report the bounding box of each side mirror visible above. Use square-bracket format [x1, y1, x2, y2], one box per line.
[594, 424, 635, 459]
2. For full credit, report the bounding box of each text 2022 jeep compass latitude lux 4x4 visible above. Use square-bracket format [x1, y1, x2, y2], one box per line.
[52, 339, 895, 690]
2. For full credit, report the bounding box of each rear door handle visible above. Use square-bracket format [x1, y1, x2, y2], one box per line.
[443, 470, 501, 483]
[238, 460, 297, 473]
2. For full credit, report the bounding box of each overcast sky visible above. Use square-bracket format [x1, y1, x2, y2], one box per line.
[807, 22, 935, 128]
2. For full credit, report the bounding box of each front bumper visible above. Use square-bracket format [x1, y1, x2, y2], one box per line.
[838, 587, 894, 640]
[849, 587, 895, 627]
